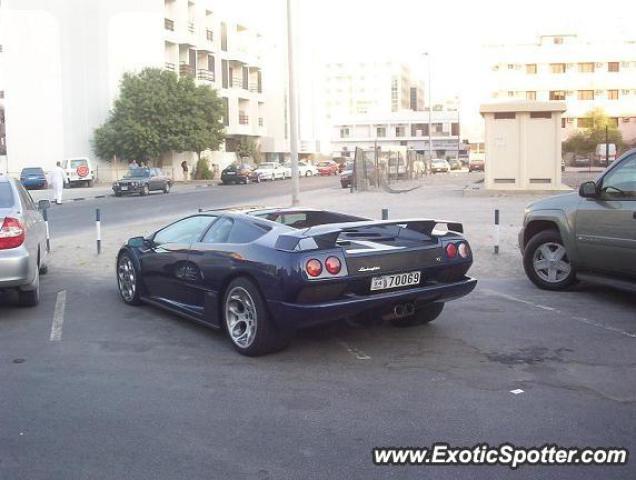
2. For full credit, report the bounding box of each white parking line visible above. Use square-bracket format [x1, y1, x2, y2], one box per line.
[49, 290, 67, 342]
[339, 340, 371, 360]
[481, 288, 636, 339]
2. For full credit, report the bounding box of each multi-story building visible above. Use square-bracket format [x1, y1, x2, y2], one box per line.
[331, 110, 462, 159]
[487, 33, 636, 142]
[0, 0, 288, 178]
[323, 60, 425, 121]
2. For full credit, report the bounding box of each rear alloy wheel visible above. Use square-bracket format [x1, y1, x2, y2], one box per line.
[305, 171, 312, 177]
[117, 253, 141, 305]
[140, 184, 149, 196]
[223, 278, 291, 356]
[163, 182, 170, 194]
[390, 303, 444, 327]
[523, 230, 576, 290]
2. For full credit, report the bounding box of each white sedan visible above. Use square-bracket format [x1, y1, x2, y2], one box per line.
[282, 161, 319, 178]
[254, 162, 286, 181]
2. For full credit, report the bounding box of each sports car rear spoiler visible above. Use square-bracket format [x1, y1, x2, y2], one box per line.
[275, 219, 464, 251]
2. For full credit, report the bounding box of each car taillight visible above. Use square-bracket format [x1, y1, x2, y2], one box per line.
[306, 259, 322, 277]
[458, 242, 470, 258]
[445, 243, 457, 258]
[325, 256, 341, 275]
[0, 217, 25, 250]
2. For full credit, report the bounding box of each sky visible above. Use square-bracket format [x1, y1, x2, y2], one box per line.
[224, 0, 636, 140]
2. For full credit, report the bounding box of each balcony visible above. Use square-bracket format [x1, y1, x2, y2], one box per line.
[164, 18, 174, 31]
[258, 117, 263, 127]
[238, 112, 249, 125]
[197, 69, 215, 82]
[164, 62, 176, 72]
[206, 29, 214, 42]
[248, 83, 261, 93]
[231, 75, 245, 89]
[188, 22, 195, 33]
[179, 63, 195, 77]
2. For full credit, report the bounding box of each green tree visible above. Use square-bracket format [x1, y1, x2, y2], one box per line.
[236, 136, 261, 163]
[93, 67, 225, 164]
[563, 107, 624, 154]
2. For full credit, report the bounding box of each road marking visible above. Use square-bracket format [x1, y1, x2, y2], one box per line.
[481, 288, 636, 339]
[49, 290, 67, 342]
[339, 341, 371, 360]
[510, 389, 524, 395]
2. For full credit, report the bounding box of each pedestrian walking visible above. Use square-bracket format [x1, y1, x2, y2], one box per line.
[181, 160, 190, 181]
[47, 161, 67, 204]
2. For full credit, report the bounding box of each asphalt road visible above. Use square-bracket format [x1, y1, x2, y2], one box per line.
[44, 175, 338, 238]
[1, 267, 635, 480]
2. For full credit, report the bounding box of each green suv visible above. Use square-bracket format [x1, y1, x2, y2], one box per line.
[519, 148, 636, 291]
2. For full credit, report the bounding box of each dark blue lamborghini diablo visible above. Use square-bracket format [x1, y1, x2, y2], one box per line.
[116, 208, 477, 356]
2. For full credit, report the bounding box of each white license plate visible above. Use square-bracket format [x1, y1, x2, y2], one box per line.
[370, 271, 421, 291]
[120, 186, 128, 191]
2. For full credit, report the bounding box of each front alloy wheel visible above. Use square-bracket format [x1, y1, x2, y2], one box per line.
[117, 253, 141, 304]
[523, 230, 576, 290]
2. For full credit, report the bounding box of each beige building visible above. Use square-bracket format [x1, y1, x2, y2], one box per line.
[486, 33, 636, 143]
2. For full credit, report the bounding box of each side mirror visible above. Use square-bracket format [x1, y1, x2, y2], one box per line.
[38, 199, 51, 210]
[579, 181, 598, 198]
[127, 236, 150, 248]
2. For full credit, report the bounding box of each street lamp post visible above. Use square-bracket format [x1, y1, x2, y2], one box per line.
[286, 0, 300, 205]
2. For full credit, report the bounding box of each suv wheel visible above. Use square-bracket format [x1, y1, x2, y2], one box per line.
[223, 278, 291, 356]
[163, 183, 170, 194]
[523, 230, 576, 290]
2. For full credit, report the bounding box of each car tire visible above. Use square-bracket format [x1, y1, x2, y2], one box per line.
[523, 229, 576, 291]
[305, 171, 311, 177]
[18, 268, 39, 308]
[87, 180, 93, 188]
[390, 303, 444, 327]
[140, 185, 149, 196]
[163, 183, 170, 194]
[39, 263, 49, 275]
[115, 192, 122, 197]
[117, 252, 142, 305]
[223, 277, 291, 356]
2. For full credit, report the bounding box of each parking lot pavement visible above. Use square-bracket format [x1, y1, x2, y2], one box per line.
[1, 268, 634, 480]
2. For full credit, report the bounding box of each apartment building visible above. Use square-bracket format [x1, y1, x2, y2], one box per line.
[331, 110, 462, 159]
[323, 61, 425, 121]
[487, 34, 636, 142]
[0, 0, 287, 178]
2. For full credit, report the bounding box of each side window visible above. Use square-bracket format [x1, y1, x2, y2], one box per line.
[201, 217, 234, 243]
[227, 220, 269, 243]
[153, 216, 214, 245]
[16, 183, 35, 210]
[601, 155, 636, 198]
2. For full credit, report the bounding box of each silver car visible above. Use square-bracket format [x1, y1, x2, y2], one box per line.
[0, 175, 50, 306]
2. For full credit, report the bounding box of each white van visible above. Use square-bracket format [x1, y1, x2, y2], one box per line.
[62, 157, 95, 187]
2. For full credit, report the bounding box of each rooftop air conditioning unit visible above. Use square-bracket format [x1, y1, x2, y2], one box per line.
[595, 90, 603, 95]
[622, 89, 630, 95]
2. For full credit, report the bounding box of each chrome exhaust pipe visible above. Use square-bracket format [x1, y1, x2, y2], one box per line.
[392, 303, 414, 318]
[393, 305, 405, 317]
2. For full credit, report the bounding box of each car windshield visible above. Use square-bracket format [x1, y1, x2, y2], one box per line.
[21, 168, 43, 175]
[124, 168, 151, 178]
[0, 183, 14, 208]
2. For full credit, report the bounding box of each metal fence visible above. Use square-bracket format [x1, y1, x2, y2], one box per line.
[349, 146, 428, 191]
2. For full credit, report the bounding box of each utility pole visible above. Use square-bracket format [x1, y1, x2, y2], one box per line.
[286, 0, 300, 205]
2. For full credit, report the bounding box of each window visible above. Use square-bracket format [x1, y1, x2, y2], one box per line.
[530, 111, 552, 119]
[600, 154, 636, 198]
[0, 183, 13, 208]
[608, 62, 619, 72]
[577, 90, 594, 100]
[525, 64, 537, 74]
[578, 62, 594, 73]
[153, 216, 214, 245]
[549, 90, 566, 100]
[494, 112, 515, 120]
[201, 217, 233, 243]
[526, 91, 536, 100]
[226, 220, 269, 243]
[577, 118, 593, 129]
[561, 118, 566, 128]
[376, 127, 386, 137]
[451, 122, 459, 135]
[553, 37, 563, 44]
[608, 89, 619, 100]
[395, 126, 405, 137]
[550, 63, 566, 74]
[339, 127, 349, 138]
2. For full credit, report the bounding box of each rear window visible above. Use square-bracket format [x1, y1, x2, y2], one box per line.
[22, 168, 44, 175]
[0, 183, 14, 208]
[69, 159, 88, 168]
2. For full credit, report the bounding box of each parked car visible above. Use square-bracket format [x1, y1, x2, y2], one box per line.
[317, 160, 339, 176]
[282, 161, 318, 177]
[61, 157, 94, 188]
[221, 163, 255, 185]
[280, 163, 292, 179]
[116, 207, 476, 356]
[19, 167, 48, 190]
[340, 161, 378, 188]
[112, 167, 172, 197]
[254, 162, 286, 181]
[431, 159, 451, 173]
[519, 148, 636, 292]
[447, 158, 462, 171]
[468, 158, 485, 172]
[0, 175, 50, 306]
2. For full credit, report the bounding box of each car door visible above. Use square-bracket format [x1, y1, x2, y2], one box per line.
[575, 153, 636, 278]
[140, 215, 216, 307]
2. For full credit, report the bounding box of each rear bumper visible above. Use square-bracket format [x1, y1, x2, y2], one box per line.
[0, 246, 35, 289]
[268, 277, 477, 329]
